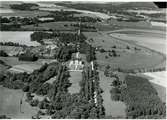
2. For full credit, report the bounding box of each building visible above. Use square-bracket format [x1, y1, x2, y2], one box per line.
[69, 52, 84, 71]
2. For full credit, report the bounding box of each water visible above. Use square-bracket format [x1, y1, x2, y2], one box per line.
[37, 2, 110, 19]
[127, 9, 166, 14]
[0, 31, 40, 46]
[151, 21, 167, 27]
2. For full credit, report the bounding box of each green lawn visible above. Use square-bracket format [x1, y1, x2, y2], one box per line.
[68, 71, 82, 94]
[99, 71, 126, 118]
[84, 31, 165, 71]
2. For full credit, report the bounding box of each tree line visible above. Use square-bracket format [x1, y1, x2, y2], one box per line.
[110, 75, 166, 119]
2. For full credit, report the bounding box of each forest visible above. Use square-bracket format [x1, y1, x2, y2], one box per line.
[10, 3, 39, 10]
[30, 31, 86, 44]
[118, 75, 166, 119]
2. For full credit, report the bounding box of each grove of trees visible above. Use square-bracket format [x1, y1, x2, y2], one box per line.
[115, 75, 166, 119]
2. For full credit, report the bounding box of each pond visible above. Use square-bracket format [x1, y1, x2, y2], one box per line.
[0, 31, 40, 46]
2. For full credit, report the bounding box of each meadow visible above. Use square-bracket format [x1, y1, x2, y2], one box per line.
[84, 31, 165, 71]
[0, 86, 38, 118]
[98, 71, 126, 118]
[0, 57, 53, 74]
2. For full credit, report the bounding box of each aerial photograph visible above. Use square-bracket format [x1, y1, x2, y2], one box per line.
[0, 0, 166, 119]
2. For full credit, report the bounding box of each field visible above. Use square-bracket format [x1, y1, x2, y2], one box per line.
[0, 46, 23, 56]
[0, 32, 40, 46]
[0, 86, 38, 118]
[84, 31, 165, 71]
[0, 57, 53, 73]
[68, 71, 82, 94]
[99, 71, 126, 118]
[96, 19, 166, 31]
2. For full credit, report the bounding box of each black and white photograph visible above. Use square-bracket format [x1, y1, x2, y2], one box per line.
[0, 0, 166, 119]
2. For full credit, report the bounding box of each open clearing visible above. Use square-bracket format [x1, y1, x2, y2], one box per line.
[0, 57, 51, 66]
[0, 46, 23, 56]
[99, 71, 126, 118]
[0, 32, 40, 46]
[84, 31, 165, 71]
[68, 71, 82, 94]
[0, 86, 38, 118]
[0, 57, 53, 73]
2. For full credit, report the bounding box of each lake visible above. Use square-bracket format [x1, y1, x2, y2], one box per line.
[127, 9, 166, 14]
[0, 31, 40, 46]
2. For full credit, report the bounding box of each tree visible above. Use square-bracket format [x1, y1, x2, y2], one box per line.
[0, 50, 8, 57]
[22, 85, 29, 92]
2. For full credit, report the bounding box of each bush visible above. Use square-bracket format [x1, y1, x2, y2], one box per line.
[22, 85, 29, 92]
[0, 50, 8, 57]
[120, 75, 166, 118]
[30, 99, 39, 107]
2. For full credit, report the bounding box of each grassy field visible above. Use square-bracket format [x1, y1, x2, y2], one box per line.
[0, 86, 38, 118]
[84, 31, 165, 71]
[99, 71, 126, 118]
[0, 46, 23, 56]
[68, 71, 82, 94]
